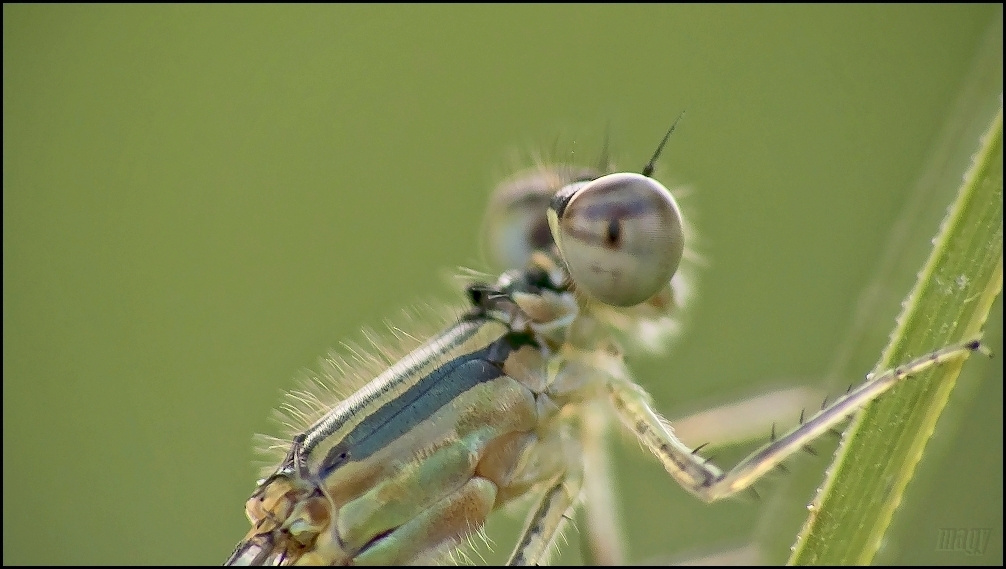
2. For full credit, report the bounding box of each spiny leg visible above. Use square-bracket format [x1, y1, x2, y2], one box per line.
[608, 339, 984, 503]
[574, 385, 815, 565]
[669, 386, 826, 450]
[507, 468, 584, 566]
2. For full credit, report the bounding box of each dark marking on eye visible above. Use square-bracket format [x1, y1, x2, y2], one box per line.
[605, 217, 621, 247]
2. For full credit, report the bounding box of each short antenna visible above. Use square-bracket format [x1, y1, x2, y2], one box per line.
[642, 111, 685, 178]
[595, 121, 612, 172]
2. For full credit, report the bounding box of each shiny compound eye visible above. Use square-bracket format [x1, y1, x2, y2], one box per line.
[547, 172, 684, 307]
[481, 166, 602, 270]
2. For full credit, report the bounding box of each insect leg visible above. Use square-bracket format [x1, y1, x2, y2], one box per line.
[506, 468, 584, 566]
[608, 339, 984, 502]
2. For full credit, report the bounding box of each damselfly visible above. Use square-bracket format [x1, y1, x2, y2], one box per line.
[224, 122, 985, 565]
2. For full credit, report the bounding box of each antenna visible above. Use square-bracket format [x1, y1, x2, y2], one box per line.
[642, 110, 685, 178]
[595, 121, 612, 173]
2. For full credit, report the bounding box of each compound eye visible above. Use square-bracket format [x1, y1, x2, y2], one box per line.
[481, 166, 602, 270]
[547, 172, 684, 307]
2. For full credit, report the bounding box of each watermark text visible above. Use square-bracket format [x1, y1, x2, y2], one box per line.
[936, 527, 993, 556]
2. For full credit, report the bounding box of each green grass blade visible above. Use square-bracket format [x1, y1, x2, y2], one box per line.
[787, 97, 1003, 565]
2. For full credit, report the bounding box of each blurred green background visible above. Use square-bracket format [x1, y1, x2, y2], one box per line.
[4, 5, 1002, 565]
